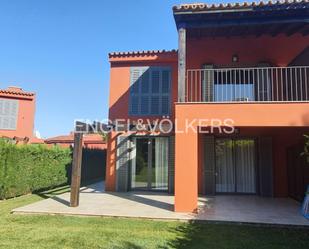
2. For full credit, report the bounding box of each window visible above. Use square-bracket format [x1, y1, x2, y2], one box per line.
[213, 70, 255, 102]
[0, 98, 19, 130]
[129, 67, 171, 116]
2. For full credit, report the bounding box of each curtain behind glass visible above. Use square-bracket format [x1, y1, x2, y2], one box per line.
[215, 139, 235, 192]
[154, 137, 168, 190]
[235, 139, 256, 193]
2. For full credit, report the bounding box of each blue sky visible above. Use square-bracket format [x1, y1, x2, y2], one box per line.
[0, 0, 231, 138]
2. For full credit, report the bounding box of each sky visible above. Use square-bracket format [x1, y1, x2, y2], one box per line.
[0, 0, 233, 138]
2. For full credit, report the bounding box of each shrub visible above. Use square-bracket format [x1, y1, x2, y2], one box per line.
[0, 139, 71, 199]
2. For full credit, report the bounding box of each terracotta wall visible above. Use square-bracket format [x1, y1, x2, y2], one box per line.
[175, 103, 309, 211]
[197, 127, 309, 197]
[109, 58, 178, 122]
[106, 53, 178, 191]
[176, 102, 309, 127]
[106, 131, 117, 191]
[0, 93, 35, 139]
[186, 34, 309, 68]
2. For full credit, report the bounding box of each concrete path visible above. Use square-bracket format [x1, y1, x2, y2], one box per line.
[12, 182, 193, 220]
[12, 181, 309, 226]
[197, 195, 309, 226]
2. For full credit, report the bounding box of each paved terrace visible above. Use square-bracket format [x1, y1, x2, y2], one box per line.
[12, 182, 309, 227]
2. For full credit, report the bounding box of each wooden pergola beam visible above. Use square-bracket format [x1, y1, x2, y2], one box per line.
[178, 27, 186, 102]
[70, 132, 84, 207]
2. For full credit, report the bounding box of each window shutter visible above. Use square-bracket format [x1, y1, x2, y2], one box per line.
[130, 69, 141, 94]
[151, 70, 160, 93]
[130, 67, 148, 115]
[116, 135, 131, 192]
[161, 70, 170, 93]
[161, 70, 171, 115]
[140, 96, 149, 114]
[161, 96, 169, 115]
[150, 96, 160, 115]
[141, 70, 150, 93]
[130, 66, 171, 116]
[0, 98, 19, 130]
[131, 96, 139, 114]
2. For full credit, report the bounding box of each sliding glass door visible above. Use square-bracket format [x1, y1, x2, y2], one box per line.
[215, 138, 256, 194]
[131, 138, 149, 189]
[215, 139, 235, 192]
[234, 139, 256, 193]
[131, 137, 168, 191]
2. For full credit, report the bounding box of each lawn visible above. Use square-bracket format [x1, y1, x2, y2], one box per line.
[0, 188, 309, 249]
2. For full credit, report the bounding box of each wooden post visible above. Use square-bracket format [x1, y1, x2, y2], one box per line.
[70, 132, 83, 207]
[178, 27, 186, 102]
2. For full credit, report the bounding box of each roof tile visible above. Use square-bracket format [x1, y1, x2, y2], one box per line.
[173, 0, 309, 12]
[0, 89, 35, 97]
[108, 49, 177, 58]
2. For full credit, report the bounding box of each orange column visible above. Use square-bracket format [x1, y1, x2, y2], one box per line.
[174, 124, 198, 213]
[105, 131, 117, 191]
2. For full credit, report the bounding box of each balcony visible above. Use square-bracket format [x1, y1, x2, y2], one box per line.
[185, 66, 309, 103]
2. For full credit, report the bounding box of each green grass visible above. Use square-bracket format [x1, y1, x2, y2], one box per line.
[0, 188, 308, 249]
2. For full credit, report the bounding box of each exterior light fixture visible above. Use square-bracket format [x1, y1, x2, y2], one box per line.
[232, 54, 239, 63]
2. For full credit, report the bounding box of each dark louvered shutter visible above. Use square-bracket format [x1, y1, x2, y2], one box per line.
[131, 96, 139, 115]
[0, 98, 19, 130]
[130, 67, 148, 115]
[151, 70, 160, 93]
[150, 96, 160, 115]
[204, 136, 216, 196]
[141, 70, 150, 93]
[150, 69, 160, 115]
[130, 67, 171, 116]
[259, 137, 273, 197]
[140, 96, 148, 115]
[161, 96, 169, 115]
[116, 135, 131, 192]
[161, 69, 171, 115]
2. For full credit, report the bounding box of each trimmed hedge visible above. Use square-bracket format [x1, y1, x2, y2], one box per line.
[0, 139, 72, 199]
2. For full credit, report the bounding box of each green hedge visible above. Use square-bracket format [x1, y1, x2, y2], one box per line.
[0, 139, 72, 199]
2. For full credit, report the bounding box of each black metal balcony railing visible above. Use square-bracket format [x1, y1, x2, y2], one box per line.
[185, 66, 309, 103]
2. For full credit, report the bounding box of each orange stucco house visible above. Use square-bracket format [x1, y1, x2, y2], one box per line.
[45, 133, 107, 150]
[106, 1, 309, 213]
[0, 86, 38, 143]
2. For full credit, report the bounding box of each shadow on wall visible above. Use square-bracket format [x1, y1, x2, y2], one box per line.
[302, 112, 309, 126]
[66, 148, 106, 184]
[288, 111, 309, 126]
[109, 64, 176, 122]
[107, 64, 176, 190]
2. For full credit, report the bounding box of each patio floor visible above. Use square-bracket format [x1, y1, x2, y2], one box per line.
[12, 181, 309, 226]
